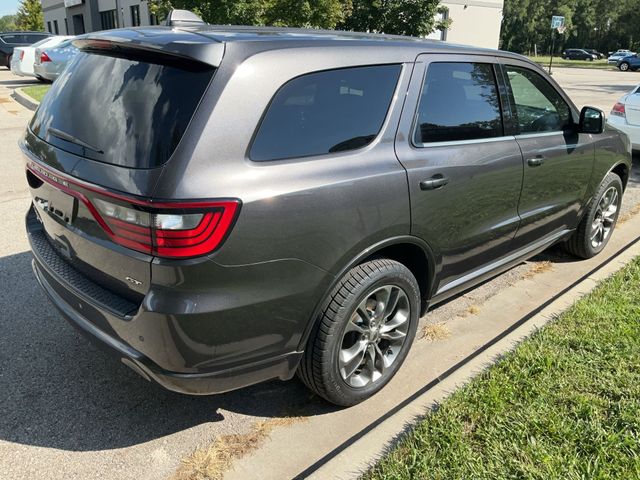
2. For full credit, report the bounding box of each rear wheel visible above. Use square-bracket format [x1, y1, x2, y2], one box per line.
[6, 54, 12, 69]
[298, 258, 420, 406]
[564, 173, 623, 259]
[620, 62, 630, 71]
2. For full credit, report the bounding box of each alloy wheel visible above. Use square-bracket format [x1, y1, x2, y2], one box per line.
[338, 285, 410, 388]
[591, 186, 619, 248]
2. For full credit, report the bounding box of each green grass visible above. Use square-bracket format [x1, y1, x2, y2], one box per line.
[21, 84, 51, 103]
[527, 56, 616, 70]
[366, 256, 640, 480]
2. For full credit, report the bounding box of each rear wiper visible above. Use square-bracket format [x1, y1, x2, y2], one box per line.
[47, 127, 104, 155]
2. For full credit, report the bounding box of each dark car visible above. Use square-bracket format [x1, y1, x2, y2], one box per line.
[617, 54, 640, 71]
[22, 25, 631, 406]
[562, 48, 597, 61]
[584, 48, 605, 59]
[0, 31, 51, 68]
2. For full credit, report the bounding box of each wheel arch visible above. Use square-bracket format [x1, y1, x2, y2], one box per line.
[611, 162, 629, 190]
[298, 236, 437, 352]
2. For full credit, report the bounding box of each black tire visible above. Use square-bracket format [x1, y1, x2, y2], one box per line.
[298, 258, 420, 406]
[6, 55, 12, 68]
[620, 62, 630, 71]
[564, 172, 623, 259]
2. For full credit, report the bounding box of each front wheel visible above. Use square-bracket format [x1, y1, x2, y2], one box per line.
[298, 258, 420, 406]
[564, 173, 623, 259]
[620, 62, 630, 71]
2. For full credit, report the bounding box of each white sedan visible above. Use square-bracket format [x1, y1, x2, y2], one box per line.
[607, 85, 640, 151]
[10, 35, 72, 79]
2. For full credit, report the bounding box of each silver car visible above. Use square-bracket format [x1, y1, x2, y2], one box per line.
[33, 38, 77, 81]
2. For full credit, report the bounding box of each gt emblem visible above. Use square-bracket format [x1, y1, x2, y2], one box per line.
[125, 276, 143, 286]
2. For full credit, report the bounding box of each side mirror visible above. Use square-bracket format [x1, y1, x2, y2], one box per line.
[579, 106, 605, 134]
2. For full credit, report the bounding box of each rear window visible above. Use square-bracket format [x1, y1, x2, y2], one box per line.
[250, 65, 401, 161]
[29, 51, 215, 169]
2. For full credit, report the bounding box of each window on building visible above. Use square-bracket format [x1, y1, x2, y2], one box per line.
[250, 65, 402, 161]
[53, 20, 59, 34]
[414, 62, 504, 144]
[64, 18, 68, 34]
[47, 21, 52, 33]
[130, 5, 141, 26]
[100, 9, 118, 30]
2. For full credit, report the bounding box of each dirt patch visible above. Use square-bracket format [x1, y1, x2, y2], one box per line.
[421, 322, 451, 342]
[523, 260, 554, 279]
[173, 417, 306, 480]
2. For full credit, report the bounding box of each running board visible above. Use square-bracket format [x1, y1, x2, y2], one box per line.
[431, 229, 573, 305]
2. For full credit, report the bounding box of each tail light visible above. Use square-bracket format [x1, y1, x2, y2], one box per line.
[40, 52, 51, 63]
[27, 162, 240, 259]
[20, 51, 24, 61]
[611, 102, 626, 118]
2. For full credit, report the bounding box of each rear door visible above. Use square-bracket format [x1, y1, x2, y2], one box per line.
[395, 54, 524, 293]
[500, 59, 594, 248]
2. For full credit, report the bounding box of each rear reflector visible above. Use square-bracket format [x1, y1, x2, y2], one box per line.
[20, 51, 24, 61]
[611, 102, 626, 117]
[40, 52, 51, 63]
[27, 162, 240, 259]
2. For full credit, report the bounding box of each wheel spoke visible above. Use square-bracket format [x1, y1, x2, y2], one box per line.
[339, 340, 367, 379]
[374, 344, 390, 374]
[383, 287, 401, 319]
[344, 314, 367, 335]
[372, 286, 392, 321]
[380, 328, 407, 342]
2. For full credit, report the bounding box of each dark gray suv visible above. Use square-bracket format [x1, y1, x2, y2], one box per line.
[22, 26, 631, 406]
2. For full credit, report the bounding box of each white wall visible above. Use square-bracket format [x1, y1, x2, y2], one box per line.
[438, 0, 504, 49]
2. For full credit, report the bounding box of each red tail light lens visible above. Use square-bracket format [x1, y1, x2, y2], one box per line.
[611, 102, 626, 117]
[40, 52, 51, 63]
[27, 162, 240, 259]
[20, 51, 24, 61]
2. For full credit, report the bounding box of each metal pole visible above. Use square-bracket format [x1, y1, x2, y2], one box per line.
[548, 29, 555, 75]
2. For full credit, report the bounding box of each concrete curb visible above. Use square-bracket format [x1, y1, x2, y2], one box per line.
[11, 88, 39, 111]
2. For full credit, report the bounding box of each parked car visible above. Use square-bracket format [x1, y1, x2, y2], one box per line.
[561, 49, 597, 61]
[584, 48, 605, 59]
[33, 38, 78, 82]
[617, 54, 640, 72]
[608, 49, 635, 64]
[0, 31, 51, 68]
[608, 85, 640, 150]
[22, 24, 631, 406]
[10, 35, 72, 79]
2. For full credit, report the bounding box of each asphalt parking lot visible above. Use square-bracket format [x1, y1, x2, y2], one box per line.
[1, 66, 639, 480]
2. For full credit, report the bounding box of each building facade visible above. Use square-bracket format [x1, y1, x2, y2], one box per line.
[427, 0, 504, 49]
[41, 0, 157, 36]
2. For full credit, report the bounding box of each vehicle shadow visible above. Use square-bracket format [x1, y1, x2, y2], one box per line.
[0, 251, 334, 452]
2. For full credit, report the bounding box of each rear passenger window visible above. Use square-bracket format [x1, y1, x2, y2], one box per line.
[505, 66, 572, 134]
[414, 62, 503, 144]
[250, 65, 401, 161]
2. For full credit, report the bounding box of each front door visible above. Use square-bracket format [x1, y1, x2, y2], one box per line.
[500, 60, 594, 248]
[395, 55, 524, 293]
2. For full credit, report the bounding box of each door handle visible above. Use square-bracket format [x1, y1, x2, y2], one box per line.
[420, 175, 449, 191]
[527, 156, 545, 167]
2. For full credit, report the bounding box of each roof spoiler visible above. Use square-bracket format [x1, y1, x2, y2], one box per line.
[164, 9, 207, 27]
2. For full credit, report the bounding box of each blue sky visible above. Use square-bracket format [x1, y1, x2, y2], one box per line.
[0, 0, 21, 17]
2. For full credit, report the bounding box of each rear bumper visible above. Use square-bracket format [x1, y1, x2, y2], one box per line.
[27, 208, 311, 395]
[31, 258, 302, 394]
[607, 117, 640, 150]
[33, 63, 57, 81]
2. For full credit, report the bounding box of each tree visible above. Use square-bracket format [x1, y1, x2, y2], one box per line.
[148, 0, 444, 35]
[15, 0, 44, 31]
[500, 0, 640, 55]
[0, 15, 17, 31]
[341, 0, 443, 36]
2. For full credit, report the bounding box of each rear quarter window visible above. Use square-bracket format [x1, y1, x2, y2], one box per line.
[250, 64, 402, 162]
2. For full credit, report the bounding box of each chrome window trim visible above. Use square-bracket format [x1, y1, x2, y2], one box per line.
[412, 134, 517, 149]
